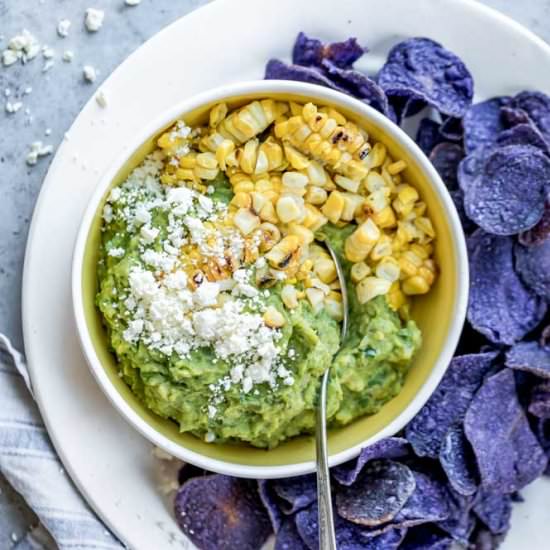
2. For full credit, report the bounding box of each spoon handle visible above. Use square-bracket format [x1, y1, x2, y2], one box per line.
[316, 368, 337, 550]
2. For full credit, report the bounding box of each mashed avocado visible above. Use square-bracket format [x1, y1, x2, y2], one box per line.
[97, 169, 421, 449]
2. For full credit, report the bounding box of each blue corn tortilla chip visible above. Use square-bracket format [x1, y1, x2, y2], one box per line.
[295, 501, 406, 550]
[265, 59, 349, 94]
[429, 142, 464, 190]
[515, 238, 550, 300]
[405, 351, 498, 458]
[275, 519, 308, 550]
[332, 437, 410, 486]
[258, 480, 284, 533]
[174, 475, 272, 550]
[472, 489, 512, 535]
[320, 60, 392, 117]
[514, 90, 550, 143]
[463, 145, 549, 235]
[449, 189, 477, 234]
[416, 118, 444, 156]
[292, 32, 365, 69]
[519, 199, 550, 246]
[473, 528, 506, 550]
[335, 460, 416, 526]
[501, 104, 531, 127]
[272, 474, 317, 515]
[467, 230, 547, 345]
[542, 325, 550, 348]
[505, 341, 550, 379]
[439, 426, 478, 496]
[529, 380, 550, 418]
[495, 122, 550, 153]
[400, 525, 453, 549]
[439, 116, 464, 142]
[462, 97, 511, 153]
[464, 369, 548, 493]
[436, 489, 477, 545]
[378, 37, 474, 118]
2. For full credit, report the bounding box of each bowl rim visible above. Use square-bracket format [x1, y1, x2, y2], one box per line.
[72, 79, 469, 479]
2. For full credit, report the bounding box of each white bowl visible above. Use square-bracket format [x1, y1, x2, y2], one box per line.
[72, 80, 468, 478]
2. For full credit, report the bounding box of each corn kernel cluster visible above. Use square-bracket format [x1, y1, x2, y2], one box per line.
[155, 99, 438, 319]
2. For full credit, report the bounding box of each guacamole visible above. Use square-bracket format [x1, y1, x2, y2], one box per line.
[97, 164, 421, 449]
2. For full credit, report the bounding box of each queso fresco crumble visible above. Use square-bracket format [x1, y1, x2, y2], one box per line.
[97, 98, 437, 448]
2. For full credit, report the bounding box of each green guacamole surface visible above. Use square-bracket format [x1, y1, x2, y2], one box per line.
[97, 174, 421, 449]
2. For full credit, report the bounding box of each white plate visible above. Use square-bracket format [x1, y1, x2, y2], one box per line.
[22, 0, 550, 548]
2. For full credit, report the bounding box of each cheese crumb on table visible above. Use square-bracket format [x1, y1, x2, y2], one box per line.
[5, 101, 23, 114]
[95, 90, 108, 108]
[84, 8, 105, 32]
[1, 29, 40, 66]
[26, 141, 53, 166]
[62, 50, 74, 63]
[125, 0, 141, 5]
[83, 65, 97, 83]
[57, 19, 71, 38]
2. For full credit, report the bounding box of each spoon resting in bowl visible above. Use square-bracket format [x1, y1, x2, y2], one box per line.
[315, 239, 349, 550]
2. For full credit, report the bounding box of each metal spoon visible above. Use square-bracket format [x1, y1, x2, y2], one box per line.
[315, 240, 349, 550]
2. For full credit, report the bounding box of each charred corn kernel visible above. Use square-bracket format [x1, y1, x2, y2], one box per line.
[314, 257, 337, 284]
[306, 160, 329, 187]
[356, 276, 392, 304]
[410, 243, 429, 260]
[209, 103, 228, 128]
[230, 192, 252, 209]
[250, 192, 269, 214]
[263, 306, 286, 328]
[365, 171, 387, 193]
[307, 277, 331, 295]
[403, 275, 430, 295]
[341, 193, 364, 222]
[370, 235, 393, 261]
[281, 284, 299, 309]
[387, 282, 406, 311]
[306, 287, 325, 311]
[334, 175, 360, 193]
[415, 216, 435, 238]
[399, 256, 418, 278]
[265, 235, 301, 269]
[215, 140, 236, 171]
[375, 257, 401, 282]
[233, 208, 260, 236]
[418, 266, 436, 286]
[277, 195, 302, 223]
[402, 250, 423, 267]
[302, 204, 328, 231]
[365, 189, 389, 213]
[351, 261, 370, 283]
[324, 295, 344, 321]
[363, 142, 386, 169]
[282, 171, 309, 190]
[305, 186, 328, 205]
[321, 191, 345, 224]
[287, 223, 314, 245]
[345, 219, 380, 262]
[258, 222, 281, 251]
[259, 201, 279, 224]
[387, 160, 407, 175]
[414, 201, 427, 217]
[196, 152, 218, 170]
[284, 143, 310, 170]
[372, 206, 396, 229]
[398, 185, 419, 205]
[239, 139, 259, 174]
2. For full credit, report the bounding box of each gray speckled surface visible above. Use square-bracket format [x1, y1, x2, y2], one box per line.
[0, 0, 549, 546]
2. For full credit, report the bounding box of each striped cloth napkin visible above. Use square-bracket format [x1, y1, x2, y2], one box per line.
[0, 334, 124, 550]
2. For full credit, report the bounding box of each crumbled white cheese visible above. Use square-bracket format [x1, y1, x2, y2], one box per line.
[42, 46, 55, 59]
[62, 50, 74, 63]
[45, 128, 52, 136]
[24, 87, 32, 95]
[4, 89, 11, 97]
[2, 49, 18, 66]
[57, 19, 71, 38]
[95, 90, 107, 108]
[5, 101, 23, 114]
[140, 224, 159, 244]
[84, 8, 105, 32]
[83, 65, 97, 83]
[108, 247, 125, 258]
[125, 0, 141, 5]
[26, 141, 53, 166]
[1, 29, 40, 66]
